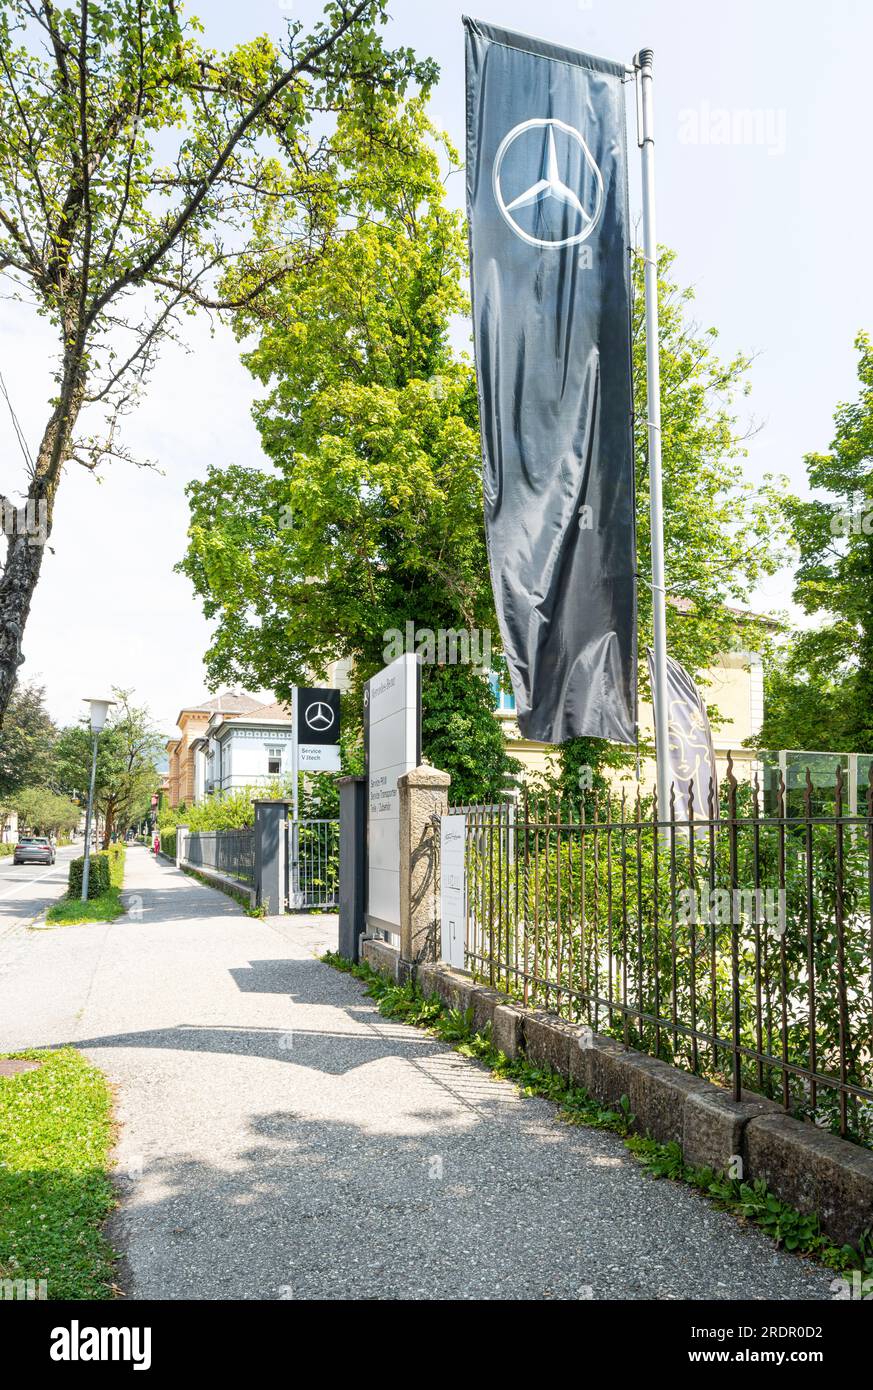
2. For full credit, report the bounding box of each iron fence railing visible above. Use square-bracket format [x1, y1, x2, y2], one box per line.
[286, 818, 339, 909]
[462, 760, 873, 1148]
[185, 828, 255, 888]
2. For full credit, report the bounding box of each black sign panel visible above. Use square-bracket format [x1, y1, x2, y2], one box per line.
[465, 17, 637, 745]
[295, 687, 340, 745]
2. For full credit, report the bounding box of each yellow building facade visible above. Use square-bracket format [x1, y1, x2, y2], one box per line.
[496, 650, 764, 795]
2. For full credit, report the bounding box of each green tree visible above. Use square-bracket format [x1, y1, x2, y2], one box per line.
[12, 785, 79, 836]
[635, 251, 779, 669]
[0, 0, 433, 724]
[53, 689, 162, 843]
[556, 249, 783, 796]
[0, 680, 55, 798]
[757, 334, 873, 752]
[181, 100, 517, 798]
[755, 657, 854, 753]
[421, 666, 520, 805]
[181, 151, 780, 798]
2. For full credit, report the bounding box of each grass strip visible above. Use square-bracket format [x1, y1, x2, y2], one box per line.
[45, 889, 125, 926]
[0, 1048, 117, 1299]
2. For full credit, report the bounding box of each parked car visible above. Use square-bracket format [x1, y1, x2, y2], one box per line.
[13, 836, 56, 866]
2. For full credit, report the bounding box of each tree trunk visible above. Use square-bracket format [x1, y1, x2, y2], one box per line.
[0, 505, 48, 726]
[0, 373, 84, 727]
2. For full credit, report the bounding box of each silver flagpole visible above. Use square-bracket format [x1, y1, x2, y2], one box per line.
[291, 685, 299, 825]
[291, 685, 299, 909]
[634, 48, 671, 822]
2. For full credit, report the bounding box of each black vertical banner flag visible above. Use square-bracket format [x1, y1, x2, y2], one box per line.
[647, 649, 719, 820]
[464, 18, 637, 744]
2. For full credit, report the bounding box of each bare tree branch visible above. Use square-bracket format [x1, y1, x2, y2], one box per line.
[87, 0, 376, 322]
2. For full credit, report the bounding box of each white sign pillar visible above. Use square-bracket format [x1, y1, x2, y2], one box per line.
[439, 814, 467, 969]
[364, 653, 421, 939]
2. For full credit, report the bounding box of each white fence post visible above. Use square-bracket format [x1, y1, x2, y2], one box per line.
[439, 814, 467, 969]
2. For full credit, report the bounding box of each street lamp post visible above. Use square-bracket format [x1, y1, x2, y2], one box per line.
[81, 697, 115, 902]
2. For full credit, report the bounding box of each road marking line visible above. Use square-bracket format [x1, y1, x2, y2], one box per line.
[0, 863, 69, 900]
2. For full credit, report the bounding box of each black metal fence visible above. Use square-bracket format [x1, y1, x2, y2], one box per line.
[286, 818, 340, 909]
[462, 761, 873, 1148]
[185, 828, 255, 888]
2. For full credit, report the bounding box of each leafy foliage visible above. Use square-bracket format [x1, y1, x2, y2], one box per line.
[11, 785, 78, 835]
[45, 888, 125, 925]
[0, 0, 434, 722]
[758, 334, 873, 751]
[67, 851, 112, 898]
[53, 688, 162, 843]
[158, 827, 176, 859]
[558, 249, 784, 784]
[634, 251, 781, 671]
[421, 665, 520, 804]
[182, 185, 782, 794]
[464, 785, 873, 1146]
[51, 842, 125, 923]
[180, 98, 518, 797]
[159, 781, 284, 831]
[0, 681, 55, 797]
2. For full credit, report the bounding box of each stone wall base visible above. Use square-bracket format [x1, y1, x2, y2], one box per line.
[179, 859, 255, 907]
[360, 937, 401, 981]
[359, 941, 873, 1248]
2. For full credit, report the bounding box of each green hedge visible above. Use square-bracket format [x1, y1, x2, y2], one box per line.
[103, 842, 125, 888]
[159, 829, 176, 859]
[0, 843, 14, 858]
[68, 853, 112, 899]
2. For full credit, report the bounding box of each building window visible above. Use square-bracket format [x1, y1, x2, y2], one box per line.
[488, 672, 516, 714]
[267, 746, 283, 775]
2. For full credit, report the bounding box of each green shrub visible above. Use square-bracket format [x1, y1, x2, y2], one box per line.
[159, 829, 176, 859]
[103, 841, 125, 888]
[68, 853, 111, 899]
[0, 843, 14, 858]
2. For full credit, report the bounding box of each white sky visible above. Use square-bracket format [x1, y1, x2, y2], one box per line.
[1, 0, 871, 734]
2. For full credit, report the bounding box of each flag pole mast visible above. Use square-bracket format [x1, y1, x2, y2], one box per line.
[634, 47, 671, 822]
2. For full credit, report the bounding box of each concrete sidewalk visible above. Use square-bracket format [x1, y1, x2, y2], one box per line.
[0, 846, 833, 1301]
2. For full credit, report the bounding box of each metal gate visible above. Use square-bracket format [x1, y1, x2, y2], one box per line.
[285, 818, 340, 910]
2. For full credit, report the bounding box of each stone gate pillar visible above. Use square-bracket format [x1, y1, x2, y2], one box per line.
[397, 764, 450, 965]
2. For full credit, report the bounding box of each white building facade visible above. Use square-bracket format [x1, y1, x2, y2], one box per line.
[191, 705, 294, 801]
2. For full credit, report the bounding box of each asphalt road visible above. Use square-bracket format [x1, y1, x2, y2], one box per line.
[0, 844, 80, 936]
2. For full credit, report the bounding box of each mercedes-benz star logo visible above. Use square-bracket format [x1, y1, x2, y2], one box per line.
[493, 118, 604, 249]
[304, 701, 335, 732]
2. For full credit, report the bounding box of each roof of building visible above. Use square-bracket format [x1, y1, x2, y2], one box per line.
[668, 596, 782, 630]
[196, 691, 265, 714]
[252, 700, 293, 721]
[174, 690, 266, 729]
